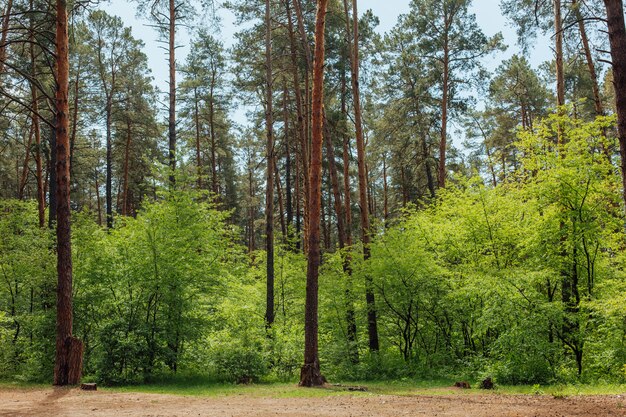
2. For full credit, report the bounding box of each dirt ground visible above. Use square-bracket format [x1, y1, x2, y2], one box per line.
[0, 387, 625, 417]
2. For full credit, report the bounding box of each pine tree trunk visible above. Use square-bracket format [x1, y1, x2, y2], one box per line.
[194, 87, 202, 189]
[105, 101, 113, 228]
[209, 82, 218, 196]
[382, 154, 388, 223]
[122, 119, 131, 216]
[18, 125, 33, 200]
[69, 60, 80, 180]
[53, 0, 81, 385]
[341, 72, 352, 247]
[300, 0, 328, 388]
[275, 159, 287, 241]
[33, 97, 45, 227]
[0, 0, 13, 83]
[29, 5, 45, 227]
[438, 44, 449, 188]
[48, 122, 57, 228]
[95, 167, 102, 227]
[168, 0, 176, 185]
[555, 0, 565, 109]
[264, 0, 275, 329]
[603, 0, 626, 210]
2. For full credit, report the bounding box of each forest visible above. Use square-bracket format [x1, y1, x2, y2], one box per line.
[0, 0, 626, 389]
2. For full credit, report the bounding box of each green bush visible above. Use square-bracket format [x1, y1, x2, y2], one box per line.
[212, 343, 268, 384]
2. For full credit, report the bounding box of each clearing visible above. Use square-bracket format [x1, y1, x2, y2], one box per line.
[0, 385, 625, 417]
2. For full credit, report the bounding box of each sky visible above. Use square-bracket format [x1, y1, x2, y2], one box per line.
[101, 0, 553, 124]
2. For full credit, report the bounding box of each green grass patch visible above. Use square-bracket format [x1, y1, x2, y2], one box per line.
[104, 377, 626, 398]
[1, 376, 624, 399]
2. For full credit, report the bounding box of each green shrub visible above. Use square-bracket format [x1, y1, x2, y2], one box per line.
[212, 343, 268, 383]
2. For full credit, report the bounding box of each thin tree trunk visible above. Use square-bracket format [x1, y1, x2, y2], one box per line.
[28, 8, 45, 227]
[194, 87, 202, 189]
[438, 43, 449, 188]
[168, 0, 176, 185]
[18, 125, 33, 200]
[295, 149, 302, 249]
[53, 0, 82, 385]
[33, 94, 45, 226]
[264, 0, 275, 329]
[382, 154, 388, 223]
[300, 0, 328, 388]
[422, 135, 436, 198]
[283, 81, 294, 233]
[48, 121, 57, 228]
[209, 81, 218, 196]
[341, 73, 352, 247]
[275, 158, 287, 241]
[122, 119, 131, 216]
[0, 0, 13, 82]
[95, 167, 102, 226]
[603, 0, 626, 210]
[344, 0, 379, 352]
[248, 163, 256, 252]
[105, 102, 113, 229]
[69, 58, 80, 179]
[321, 171, 329, 250]
[555, 0, 565, 109]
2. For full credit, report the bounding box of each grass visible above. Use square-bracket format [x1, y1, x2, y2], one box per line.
[1, 376, 625, 398]
[99, 376, 626, 398]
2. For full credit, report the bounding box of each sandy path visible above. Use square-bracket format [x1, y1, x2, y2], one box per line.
[0, 387, 625, 417]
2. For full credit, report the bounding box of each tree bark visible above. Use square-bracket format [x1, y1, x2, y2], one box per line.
[555, 0, 565, 109]
[95, 167, 102, 226]
[209, 78, 218, 196]
[264, 0, 275, 329]
[18, 125, 33, 200]
[122, 118, 131, 216]
[0, 0, 13, 83]
[275, 158, 287, 241]
[300, 0, 328, 388]
[438, 40, 450, 188]
[105, 102, 113, 228]
[341, 72, 352, 247]
[194, 87, 202, 189]
[48, 122, 57, 228]
[603, 0, 626, 210]
[53, 0, 81, 385]
[382, 153, 388, 223]
[168, 0, 176, 185]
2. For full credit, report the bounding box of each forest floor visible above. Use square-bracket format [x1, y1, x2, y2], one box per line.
[0, 384, 625, 417]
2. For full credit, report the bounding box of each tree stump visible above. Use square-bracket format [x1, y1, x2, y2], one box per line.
[80, 383, 97, 391]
